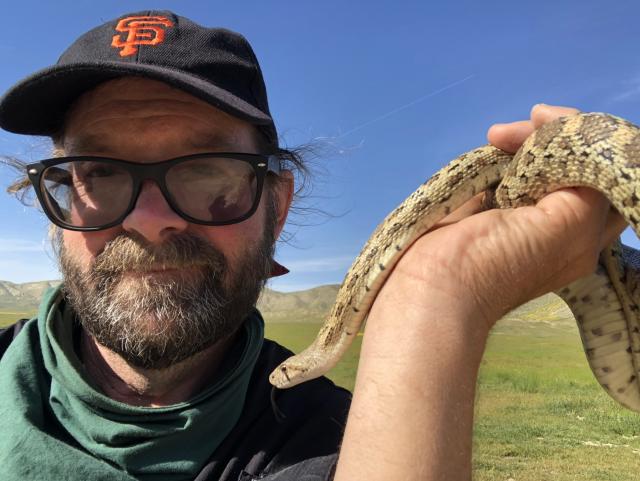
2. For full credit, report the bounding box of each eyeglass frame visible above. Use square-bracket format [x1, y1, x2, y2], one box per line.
[26, 152, 282, 232]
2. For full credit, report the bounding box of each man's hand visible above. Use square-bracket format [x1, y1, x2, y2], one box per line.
[334, 104, 628, 481]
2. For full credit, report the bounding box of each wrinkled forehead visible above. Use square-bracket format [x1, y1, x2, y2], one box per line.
[60, 77, 260, 157]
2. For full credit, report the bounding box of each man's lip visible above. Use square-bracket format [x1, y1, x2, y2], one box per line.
[121, 266, 198, 275]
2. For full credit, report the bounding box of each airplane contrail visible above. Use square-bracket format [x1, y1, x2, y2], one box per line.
[338, 73, 477, 138]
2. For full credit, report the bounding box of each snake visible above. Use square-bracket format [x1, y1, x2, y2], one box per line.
[268, 112, 640, 412]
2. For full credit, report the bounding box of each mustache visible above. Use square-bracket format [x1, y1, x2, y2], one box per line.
[92, 233, 226, 274]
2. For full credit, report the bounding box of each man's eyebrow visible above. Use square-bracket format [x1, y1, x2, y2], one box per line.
[185, 132, 241, 151]
[63, 134, 112, 154]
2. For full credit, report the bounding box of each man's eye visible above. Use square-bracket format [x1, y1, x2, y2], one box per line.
[76, 165, 118, 179]
[189, 164, 222, 176]
[85, 166, 116, 177]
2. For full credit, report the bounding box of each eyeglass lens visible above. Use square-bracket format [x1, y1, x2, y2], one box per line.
[39, 157, 258, 228]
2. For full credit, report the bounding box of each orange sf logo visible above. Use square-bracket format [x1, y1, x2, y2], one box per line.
[111, 16, 174, 57]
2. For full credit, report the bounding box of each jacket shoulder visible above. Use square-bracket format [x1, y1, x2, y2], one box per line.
[0, 318, 33, 360]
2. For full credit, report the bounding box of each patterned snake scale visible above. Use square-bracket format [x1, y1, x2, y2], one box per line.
[269, 112, 640, 412]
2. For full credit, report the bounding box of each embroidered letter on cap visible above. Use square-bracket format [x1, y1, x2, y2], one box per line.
[111, 16, 174, 57]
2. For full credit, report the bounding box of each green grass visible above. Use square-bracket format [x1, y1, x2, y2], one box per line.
[0, 311, 34, 327]
[5, 309, 639, 479]
[473, 323, 640, 480]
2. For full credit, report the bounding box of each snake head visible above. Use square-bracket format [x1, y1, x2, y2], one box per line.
[269, 358, 313, 389]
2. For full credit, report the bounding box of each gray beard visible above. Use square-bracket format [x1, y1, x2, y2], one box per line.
[58, 211, 275, 370]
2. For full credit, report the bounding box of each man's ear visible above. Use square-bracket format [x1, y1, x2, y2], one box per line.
[273, 170, 294, 239]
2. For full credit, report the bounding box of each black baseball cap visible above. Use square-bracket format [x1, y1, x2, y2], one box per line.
[0, 10, 278, 145]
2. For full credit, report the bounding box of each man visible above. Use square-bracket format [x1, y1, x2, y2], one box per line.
[0, 10, 626, 481]
[0, 12, 349, 481]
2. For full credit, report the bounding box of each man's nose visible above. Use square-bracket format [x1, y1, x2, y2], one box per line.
[121, 180, 189, 243]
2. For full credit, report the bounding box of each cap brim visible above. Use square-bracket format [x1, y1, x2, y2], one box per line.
[0, 62, 274, 136]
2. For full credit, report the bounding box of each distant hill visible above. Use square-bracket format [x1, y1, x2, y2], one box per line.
[0, 279, 339, 322]
[257, 284, 340, 322]
[0, 280, 61, 311]
[0, 279, 573, 327]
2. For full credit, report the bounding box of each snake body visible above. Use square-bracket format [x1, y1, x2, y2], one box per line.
[269, 112, 640, 412]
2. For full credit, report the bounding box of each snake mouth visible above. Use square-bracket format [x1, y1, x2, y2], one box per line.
[268, 366, 290, 388]
[269, 361, 313, 389]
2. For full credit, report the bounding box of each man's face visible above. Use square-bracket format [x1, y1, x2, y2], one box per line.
[57, 77, 291, 369]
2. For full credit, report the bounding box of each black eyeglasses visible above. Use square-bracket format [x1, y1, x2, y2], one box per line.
[26, 153, 281, 231]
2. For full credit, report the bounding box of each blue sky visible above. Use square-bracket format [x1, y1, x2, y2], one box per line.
[0, 0, 639, 291]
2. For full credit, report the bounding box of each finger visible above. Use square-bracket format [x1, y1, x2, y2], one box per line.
[537, 187, 624, 264]
[487, 120, 535, 154]
[536, 187, 610, 227]
[530, 103, 580, 129]
[536, 186, 626, 251]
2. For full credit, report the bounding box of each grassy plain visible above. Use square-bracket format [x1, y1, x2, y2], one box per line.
[0, 311, 33, 327]
[4, 304, 640, 479]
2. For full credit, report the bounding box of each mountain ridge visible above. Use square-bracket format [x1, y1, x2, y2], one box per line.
[0, 280, 573, 326]
[0, 280, 340, 322]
